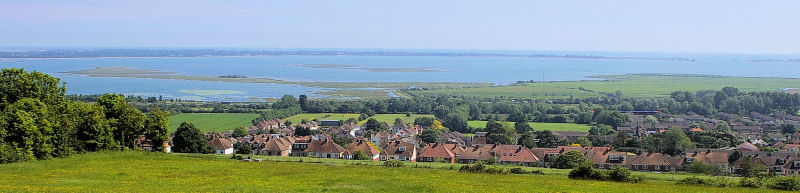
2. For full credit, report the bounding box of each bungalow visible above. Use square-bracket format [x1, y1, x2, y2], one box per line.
[785, 144, 800, 151]
[628, 152, 672, 172]
[346, 139, 380, 160]
[586, 149, 629, 169]
[472, 132, 488, 145]
[496, 145, 539, 166]
[418, 142, 456, 163]
[260, 135, 293, 156]
[679, 151, 730, 174]
[304, 138, 347, 159]
[457, 145, 493, 164]
[379, 140, 417, 162]
[737, 142, 759, 151]
[290, 136, 311, 157]
[209, 137, 234, 154]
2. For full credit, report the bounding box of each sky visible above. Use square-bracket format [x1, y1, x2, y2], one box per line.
[1, 1, 799, 54]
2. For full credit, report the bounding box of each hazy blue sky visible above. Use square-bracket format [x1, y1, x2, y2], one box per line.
[1, 1, 799, 54]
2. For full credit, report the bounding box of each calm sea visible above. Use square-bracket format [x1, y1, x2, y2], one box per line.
[2, 51, 799, 101]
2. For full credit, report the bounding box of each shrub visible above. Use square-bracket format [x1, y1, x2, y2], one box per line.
[738, 178, 761, 188]
[679, 176, 710, 185]
[688, 162, 716, 175]
[383, 160, 404, 167]
[568, 163, 595, 179]
[553, 150, 590, 169]
[608, 166, 639, 182]
[767, 176, 800, 191]
[459, 162, 506, 174]
[509, 168, 526, 174]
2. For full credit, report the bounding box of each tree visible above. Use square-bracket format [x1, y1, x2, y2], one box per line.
[272, 95, 299, 109]
[294, 126, 311, 136]
[144, 108, 170, 152]
[394, 118, 403, 125]
[298, 94, 308, 111]
[431, 119, 444, 131]
[172, 122, 209, 153]
[553, 150, 591, 169]
[716, 122, 732, 133]
[517, 134, 537, 149]
[421, 129, 441, 144]
[269, 128, 279, 134]
[365, 118, 388, 131]
[97, 93, 145, 149]
[236, 145, 252, 155]
[729, 151, 742, 164]
[232, 127, 248, 138]
[0, 68, 66, 110]
[782, 124, 797, 134]
[575, 112, 593, 124]
[593, 111, 629, 128]
[283, 120, 292, 128]
[71, 102, 115, 152]
[588, 124, 615, 135]
[414, 117, 435, 127]
[352, 150, 370, 160]
[486, 120, 516, 144]
[535, 130, 567, 148]
[0, 98, 54, 161]
[663, 127, 695, 155]
[514, 122, 533, 135]
[507, 109, 527, 123]
[573, 137, 592, 147]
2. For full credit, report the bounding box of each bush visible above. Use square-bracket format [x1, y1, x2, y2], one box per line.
[459, 162, 506, 174]
[553, 150, 591, 169]
[383, 160, 404, 167]
[688, 162, 716, 175]
[608, 166, 640, 182]
[509, 168, 526, 174]
[679, 176, 710, 185]
[738, 178, 761, 188]
[568, 163, 595, 179]
[767, 176, 800, 191]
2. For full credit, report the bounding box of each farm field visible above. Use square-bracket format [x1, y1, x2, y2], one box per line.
[408, 74, 800, 99]
[285, 113, 435, 125]
[168, 113, 260, 132]
[468, 121, 592, 132]
[0, 151, 776, 193]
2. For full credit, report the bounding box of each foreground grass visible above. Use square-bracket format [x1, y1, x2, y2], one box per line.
[286, 113, 435, 125]
[468, 121, 592, 132]
[0, 151, 781, 193]
[410, 74, 800, 99]
[169, 113, 260, 132]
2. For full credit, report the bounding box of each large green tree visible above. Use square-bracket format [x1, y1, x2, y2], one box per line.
[535, 130, 567, 148]
[486, 120, 517, 144]
[0, 98, 53, 162]
[145, 108, 170, 152]
[172, 122, 209, 153]
[97, 94, 145, 149]
[71, 102, 115, 152]
[553, 150, 591, 169]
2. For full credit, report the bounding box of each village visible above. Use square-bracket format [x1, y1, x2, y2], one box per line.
[142, 110, 800, 177]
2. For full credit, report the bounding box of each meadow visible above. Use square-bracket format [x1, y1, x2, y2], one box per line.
[408, 74, 800, 99]
[286, 113, 435, 125]
[0, 151, 780, 193]
[168, 113, 260, 132]
[468, 121, 592, 132]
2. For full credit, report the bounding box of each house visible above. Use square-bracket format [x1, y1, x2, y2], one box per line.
[681, 151, 730, 174]
[495, 145, 539, 166]
[260, 135, 293, 156]
[370, 131, 391, 145]
[391, 122, 408, 133]
[530, 148, 565, 167]
[418, 142, 456, 163]
[209, 137, 234, 154]
[737, 142, 759, 151]
[473, 132, 488, 145]
[320, 120, 342, 127]
[346, 139, 380, 160]
[586, 149, 629, 169]
[290, 136, 311, 157]
[379, 140, 417, 162]
[457, 145, 493, 164]
[628, 152, 672, 172]
[304, 138, 347, 159]
[785, 144, 800, 151]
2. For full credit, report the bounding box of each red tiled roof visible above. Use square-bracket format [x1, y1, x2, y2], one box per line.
[419, 143, 455, 159]
[347, 140, 380, 157]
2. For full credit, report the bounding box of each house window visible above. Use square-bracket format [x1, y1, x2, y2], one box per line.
[655, 165, 660, 170]
[794, 161, 800, 168]
[427, 157, 433, 161]
[686, 158, 694, 163]
[399, 146, 406, 152]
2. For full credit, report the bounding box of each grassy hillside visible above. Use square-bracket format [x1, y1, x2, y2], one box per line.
[286, 113, 435, 125]
[468, 121, 592, 132]
[0, 151, 777, 192]
[408, 74, 800, 99]
[169, 113, 260, 132]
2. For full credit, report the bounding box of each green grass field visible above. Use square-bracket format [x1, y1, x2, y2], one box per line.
[468, 121, 592, 132]
[409, 74, 800, 99]
[0, 151, 777, 192]
[286, 113, 435, 125]
[168, 113, 260, 132]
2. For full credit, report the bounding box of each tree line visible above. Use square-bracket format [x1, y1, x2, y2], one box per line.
[0, 68, 170, 164]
